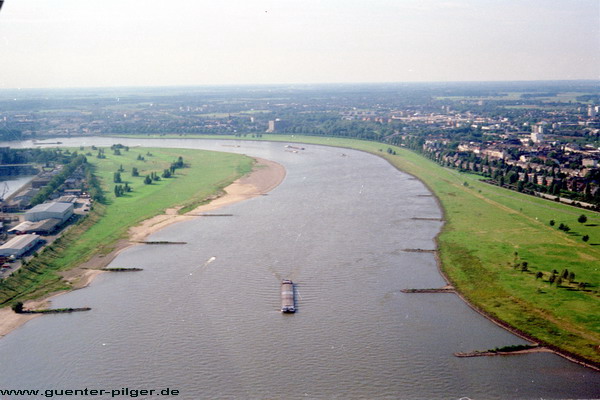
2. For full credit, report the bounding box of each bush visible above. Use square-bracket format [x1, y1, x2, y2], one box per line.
[12, 302, 24, 313]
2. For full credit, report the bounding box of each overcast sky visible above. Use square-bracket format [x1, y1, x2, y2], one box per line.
[0, 0, 598, 88]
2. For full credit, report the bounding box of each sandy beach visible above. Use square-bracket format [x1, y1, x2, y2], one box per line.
[0, 157, 286, 338]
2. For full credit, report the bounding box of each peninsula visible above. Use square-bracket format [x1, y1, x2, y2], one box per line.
[0, 148, 285, 337]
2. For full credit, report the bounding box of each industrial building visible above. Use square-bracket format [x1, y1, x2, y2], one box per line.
[3, 188, 40, 211]
[0, 234, 41, 257]
[9, 218, 62, 235]
[24, 202, 73, 223]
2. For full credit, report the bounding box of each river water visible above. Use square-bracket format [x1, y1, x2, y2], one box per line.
[0, 138, 598, 400]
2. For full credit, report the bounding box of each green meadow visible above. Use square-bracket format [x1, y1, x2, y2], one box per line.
[0, 147, 253, 305]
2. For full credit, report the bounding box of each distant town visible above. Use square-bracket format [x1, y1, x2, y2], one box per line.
[0, 81, 599, 211]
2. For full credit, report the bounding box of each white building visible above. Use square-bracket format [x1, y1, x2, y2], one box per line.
[0, 234, 41, 257]
[531, 122, 547, 143]
[24, 202, 74, 223]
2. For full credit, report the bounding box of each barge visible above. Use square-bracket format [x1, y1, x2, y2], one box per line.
[281, 279, 296, 313]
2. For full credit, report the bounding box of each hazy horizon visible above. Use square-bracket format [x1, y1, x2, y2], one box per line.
[1, 0, 598, 89]
[0, 79, 599, 93]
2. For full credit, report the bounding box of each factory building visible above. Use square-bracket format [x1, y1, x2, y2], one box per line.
[8, 219, 62, 235]
[24, 202, 73, 223]
[0, 234, 41, 257]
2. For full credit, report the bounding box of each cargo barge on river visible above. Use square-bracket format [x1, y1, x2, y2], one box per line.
[281, 279, 296, 313]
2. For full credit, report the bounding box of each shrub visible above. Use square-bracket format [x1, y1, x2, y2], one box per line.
[12, 302, 24, 313]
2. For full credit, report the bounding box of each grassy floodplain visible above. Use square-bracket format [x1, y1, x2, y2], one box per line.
[0, 147, 253, 306]
[125, 134, 600, 366]
[290, 136, 600, 366]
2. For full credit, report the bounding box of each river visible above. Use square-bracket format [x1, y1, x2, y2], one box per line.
[0, 138, 598, 400]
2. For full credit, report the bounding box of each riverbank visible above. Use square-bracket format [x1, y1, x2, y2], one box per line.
[191, 135, 600, 369]
[0, 157, 285, 338]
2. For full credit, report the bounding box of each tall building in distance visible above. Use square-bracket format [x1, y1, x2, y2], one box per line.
[531, 122, 546, 143]
[266, 119, 288, 133]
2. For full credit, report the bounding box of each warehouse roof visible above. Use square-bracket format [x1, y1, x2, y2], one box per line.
[31, 218, 62, 233]
[0, 234, 40, 251]
[8, 221, 35, 233]
[27, 202, 73, 214]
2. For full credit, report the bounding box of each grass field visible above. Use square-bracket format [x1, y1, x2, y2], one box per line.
[0, 147, 253, 306]
[137, 133, 598, 365]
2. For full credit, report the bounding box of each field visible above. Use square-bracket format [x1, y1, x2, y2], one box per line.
[0, 147, 254, 305]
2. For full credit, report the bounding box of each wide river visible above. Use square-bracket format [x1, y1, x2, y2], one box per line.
[0, 138, 598, 400]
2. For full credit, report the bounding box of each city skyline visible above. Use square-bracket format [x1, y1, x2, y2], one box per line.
[0, 0, 599, 89]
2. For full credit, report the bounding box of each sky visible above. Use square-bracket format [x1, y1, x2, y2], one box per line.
[0, 0, 598, 88]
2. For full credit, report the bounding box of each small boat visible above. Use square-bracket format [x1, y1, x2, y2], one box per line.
[281, 279, 296, 313]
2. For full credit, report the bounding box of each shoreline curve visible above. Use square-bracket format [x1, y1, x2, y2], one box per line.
[259, 137, 600, 372]
[0, 157, 286, 338]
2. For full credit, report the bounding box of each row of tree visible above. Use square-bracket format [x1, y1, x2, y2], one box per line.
[30, 155, 87, 206]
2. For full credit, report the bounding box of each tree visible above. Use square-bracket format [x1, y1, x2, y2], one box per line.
[578, 214, 588, 224]
[549, 220, 555, 226]
[535, 271, 543, 280]
[172, 156, 184, 169]
[582, 235, 589, 242]
[568, 272, 575, 282]
[144, 175, 152, 185]
[132, 167, 139, 177]
[151, 172, 161, 181]
[12, 302, 24, 313]
[551, 183, 561, 196]
[558, 224, 571, 232]
[162, 169, 172, 178]
[520, 263, 528, 272]
[556, 277, 563, 287]
[113, 172, 122, 183]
